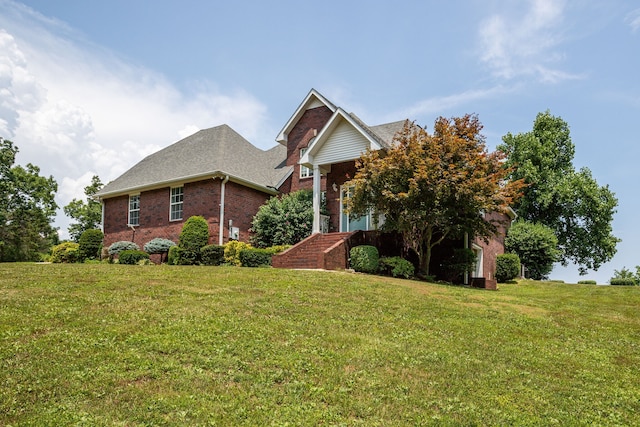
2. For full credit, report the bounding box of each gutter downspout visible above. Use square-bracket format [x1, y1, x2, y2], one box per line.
[218, 175, 229, 246]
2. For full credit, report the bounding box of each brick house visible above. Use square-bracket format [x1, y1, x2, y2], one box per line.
[96, 89, 514, 282]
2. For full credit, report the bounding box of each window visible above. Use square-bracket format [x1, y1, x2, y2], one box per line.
[300, 148, 313, 178]
[170, 187, 183, 221]
[128, 195, 140, 225]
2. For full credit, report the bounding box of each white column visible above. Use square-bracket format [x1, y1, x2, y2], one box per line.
[312, 165, 321, 234]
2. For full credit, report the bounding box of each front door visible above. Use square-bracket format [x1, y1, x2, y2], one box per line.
[340, 186, 370, 232]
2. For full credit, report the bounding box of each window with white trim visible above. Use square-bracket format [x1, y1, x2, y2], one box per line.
[170, 186, 183, 221]
[128, 195, 140, 225]
[300, 147, 313, 178]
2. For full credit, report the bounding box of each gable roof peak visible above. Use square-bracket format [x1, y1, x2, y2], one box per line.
[275, 88, 337, 145]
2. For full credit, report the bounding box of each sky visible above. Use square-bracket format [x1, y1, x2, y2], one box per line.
[0, 0, 638, 283]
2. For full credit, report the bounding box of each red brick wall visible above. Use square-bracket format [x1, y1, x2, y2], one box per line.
[286, 106, 333, 193]
[222, 180, 271, 243]
[102, 178, 271, 249]
[474, 211, 512, 280]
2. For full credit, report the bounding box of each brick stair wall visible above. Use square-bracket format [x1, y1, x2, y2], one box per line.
[272, 232, 354, 270]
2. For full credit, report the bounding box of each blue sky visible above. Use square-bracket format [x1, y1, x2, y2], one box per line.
[0, 0, 638, 283]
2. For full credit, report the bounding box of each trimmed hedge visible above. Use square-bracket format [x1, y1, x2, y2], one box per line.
[239, 248, 273, 267]
[118, 250, 150, 265]
[610, 278, 637, 286]
[350, 245, 379, 274]
[379, 256, 414, 279]
[51, 242, 80, 263]
[496, 253, 521, 283]
[201, 245, 225, 266]
[577, 280, 597, 285]
[78, 229, 103, 261]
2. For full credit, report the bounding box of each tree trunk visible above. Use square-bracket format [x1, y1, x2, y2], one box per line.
[419, 230, 433, 276]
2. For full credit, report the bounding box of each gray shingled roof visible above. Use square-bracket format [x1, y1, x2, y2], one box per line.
[369, 120, 407, 146]
[348, 113, 406, 148]
[96, 124, 291, 198]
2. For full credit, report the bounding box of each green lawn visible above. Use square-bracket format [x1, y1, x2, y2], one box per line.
[1, 263, 639, 426]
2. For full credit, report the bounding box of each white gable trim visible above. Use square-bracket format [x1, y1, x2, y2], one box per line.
[276, 89, 337, 145]
[300, 108, 383, 167]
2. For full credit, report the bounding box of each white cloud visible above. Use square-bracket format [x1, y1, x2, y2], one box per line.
[626, 9, 640, 33]
[0, 1, 269, 239]
[387, 85, 514, 123]
[478, 0, 582, 83]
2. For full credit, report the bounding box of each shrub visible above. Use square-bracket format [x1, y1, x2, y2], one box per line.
[144, 238, 176, 263]
[144, 238, 176, 254]
[51, 242, 80, 263]
[239, 248, 274, 267]
[167, 245, 180, 265]
[610, 278, 637, 286]
[250, 190, 314, 248]
[578, 280, 597, 285]
[379, 256, 414, 279]
[224, 241, 252, 266]
[350, 245, 379, 274]
[179, 216, 210, 251]
[496, 253, 521, 283]
[177, 216, 210, 265]
[78, 229, 103, 261]
[505, 220, 561, 280]
[440, 248, 477, 283]
[118, 250, 150, 265]
[108, 241, 139, 256]
[201, 244, 225, 266]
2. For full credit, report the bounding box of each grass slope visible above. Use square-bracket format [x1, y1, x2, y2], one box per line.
[1, 263, 639, 425]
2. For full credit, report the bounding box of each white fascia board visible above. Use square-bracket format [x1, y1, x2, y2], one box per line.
[275, 89, 337, 144]
[96, 171, 279, 199]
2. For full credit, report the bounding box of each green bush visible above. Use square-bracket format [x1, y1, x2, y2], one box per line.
[51, 242, 80, 263]
[224, 241, 252, 266]
[239, 248, 273, 267]
[177, 216, 210, 265]
[250, 190, 314, 248]
[610, 278, 637, 286]
[78, 229, 103, 261]
[577, 280, 597, 285]
[350, 245, 379, 274]
[505, 220, 561, 280]
[179, 216, 210, 250]
[496, 253, 521, 283]
[108, 241, 139, 256]
[167, 245, 180, 265]
[379, 256, 414, 279]
[201, 244, 225, 266]
[118, 250, 150, 265]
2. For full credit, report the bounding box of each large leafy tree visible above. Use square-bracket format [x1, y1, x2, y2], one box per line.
[347, 117, 523, 276]
[0, 139, 58, 261]
[63, 175, 103, 242]
[505, 220, 561, 280]
[499, 111, 619, 274]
